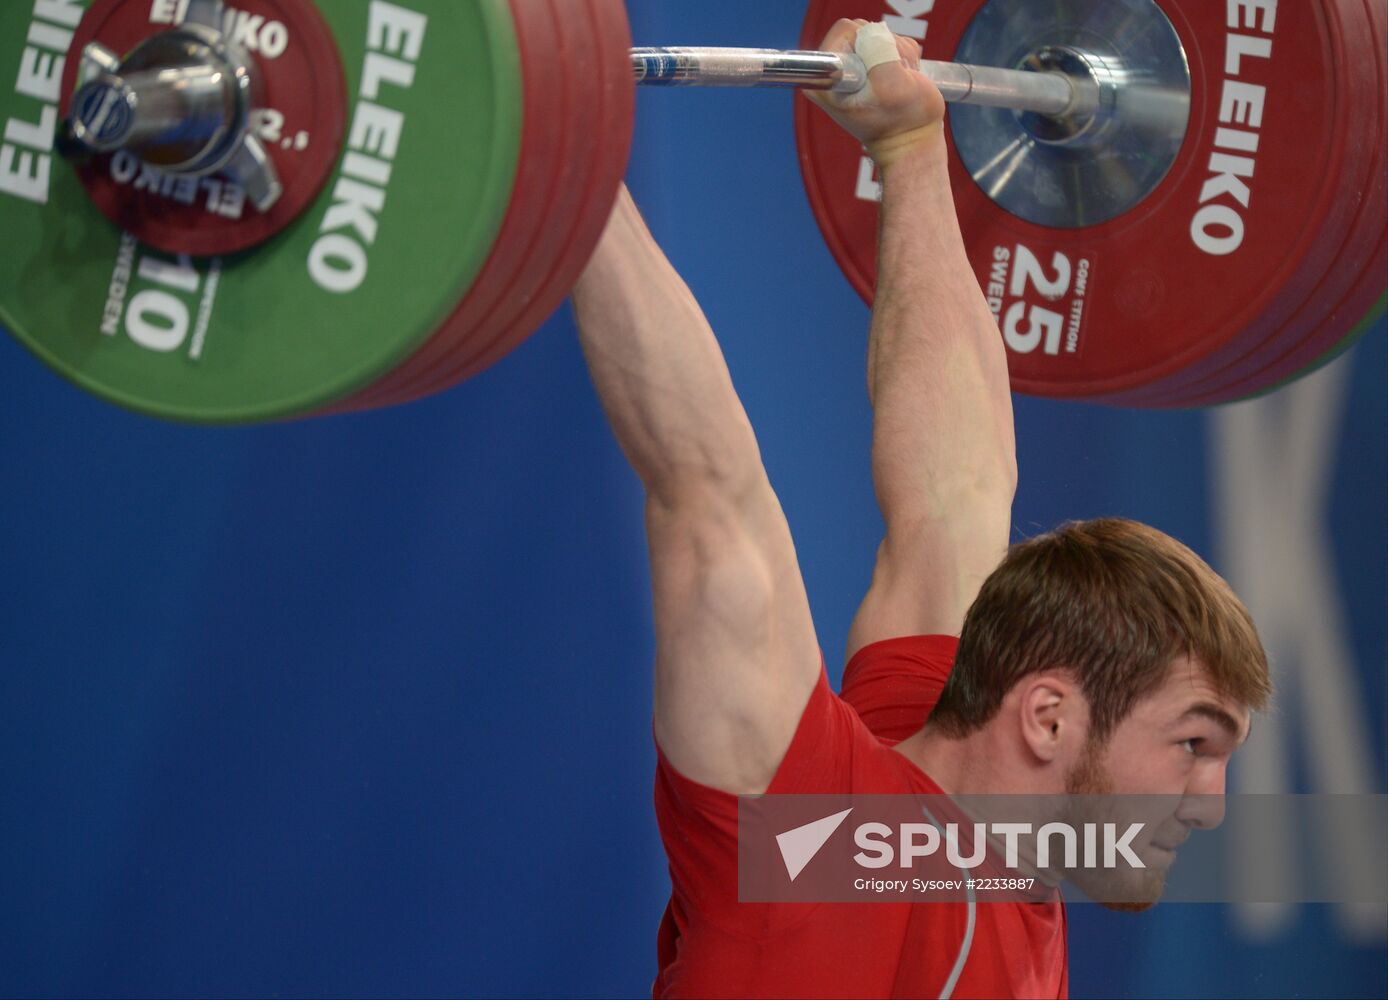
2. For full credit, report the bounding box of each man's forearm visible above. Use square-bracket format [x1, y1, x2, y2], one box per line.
[572, 188, 765, 507]
[868, 132, 1018, 528]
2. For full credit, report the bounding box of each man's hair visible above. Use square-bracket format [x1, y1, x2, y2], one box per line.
[930, 518, 1271, 741]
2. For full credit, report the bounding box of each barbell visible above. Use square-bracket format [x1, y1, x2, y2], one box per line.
[0, 0, 1382, 423]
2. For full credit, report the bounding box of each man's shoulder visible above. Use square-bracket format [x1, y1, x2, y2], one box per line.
[841, 634, 959, 746]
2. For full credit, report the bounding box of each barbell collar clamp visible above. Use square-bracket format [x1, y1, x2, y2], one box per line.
[77, 41, 121, 88]
[58, 0, 283, 213]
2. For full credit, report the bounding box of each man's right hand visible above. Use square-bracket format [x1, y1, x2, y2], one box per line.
[807, 19, 947, 170]
[819, 26, 1018, 659]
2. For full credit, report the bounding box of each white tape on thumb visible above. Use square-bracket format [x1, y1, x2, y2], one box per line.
[855, 22, 900, 72]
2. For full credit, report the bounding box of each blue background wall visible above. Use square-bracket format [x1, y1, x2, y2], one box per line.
[2, 2, 1384, 996]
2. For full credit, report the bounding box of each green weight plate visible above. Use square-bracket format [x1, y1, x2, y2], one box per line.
[0, 0, 523, 424]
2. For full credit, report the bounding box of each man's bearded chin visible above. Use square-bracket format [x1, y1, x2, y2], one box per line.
[1063, 741, 1166, 913]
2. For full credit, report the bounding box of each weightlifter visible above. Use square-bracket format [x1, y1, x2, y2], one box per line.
[572, 19, 1271, 998]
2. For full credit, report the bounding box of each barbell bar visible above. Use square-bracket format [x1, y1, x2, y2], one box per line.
[630, 47, 1082, 118]
[627, 44, 1194, 174]
[0, 0, 1382, 423]
[66, 41, 1101, 196]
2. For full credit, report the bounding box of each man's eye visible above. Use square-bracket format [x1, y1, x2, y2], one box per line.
[1180, 739, 1201, 754]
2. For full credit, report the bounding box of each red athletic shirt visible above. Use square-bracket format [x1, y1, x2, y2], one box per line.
[653, 636, 1068, 999]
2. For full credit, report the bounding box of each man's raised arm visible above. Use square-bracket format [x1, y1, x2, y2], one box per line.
[571, 187, 820, 794]
[810, 21, 1018, 656]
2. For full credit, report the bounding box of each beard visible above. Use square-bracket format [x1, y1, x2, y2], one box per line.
[1064, 738, 1112, 795]
[1064, 738, 1166, 912]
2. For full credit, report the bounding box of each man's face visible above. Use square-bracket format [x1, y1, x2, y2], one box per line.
[1063, 656, 1252, 909]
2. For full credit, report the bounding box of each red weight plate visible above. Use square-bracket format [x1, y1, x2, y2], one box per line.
[1112, 0, 1385, 406]
[444, 0, 634, 387]
[401, 0, 620, 399]
[797, 0, 1364, 401]
[1149, 0, 1388, 406]
[331, 0, 576, 411]
[1194, 233, 1387, 405]
[1151, 155, 1385, 406]
[1221, 0, 1388, 394]
[386, 0, 591, 404]
[60, 0, 347, 257]
[344, 0, 634, 410]
[375, 0, 633, 404]
[1243, 245, 1382, 397]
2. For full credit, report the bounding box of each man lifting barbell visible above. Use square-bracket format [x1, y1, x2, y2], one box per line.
[0, 0, 1378, 994]
[574, 21, 1272, 997]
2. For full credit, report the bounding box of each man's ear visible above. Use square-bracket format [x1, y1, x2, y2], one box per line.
[1015, 673, 1081, 764]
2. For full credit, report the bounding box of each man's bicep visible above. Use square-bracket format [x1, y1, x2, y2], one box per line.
[646, 487, 821, 795]
[846, 497, 1011, 660]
